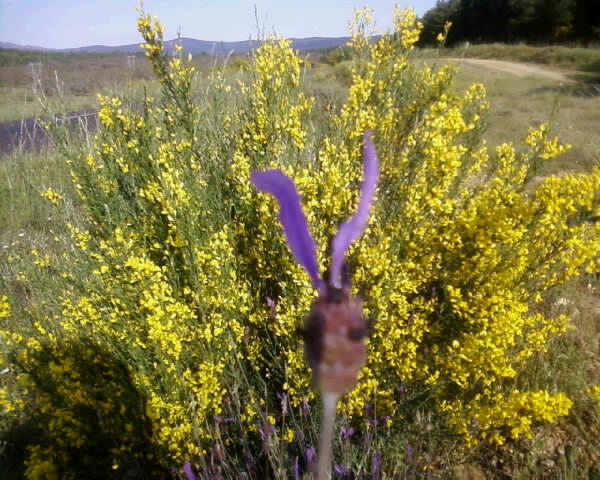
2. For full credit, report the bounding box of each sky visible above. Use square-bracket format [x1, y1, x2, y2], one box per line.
[0, 0, 437, 49]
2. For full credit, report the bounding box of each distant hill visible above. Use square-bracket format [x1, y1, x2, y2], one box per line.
[0, 36, 350, 55]
[0, 41, 51, 51]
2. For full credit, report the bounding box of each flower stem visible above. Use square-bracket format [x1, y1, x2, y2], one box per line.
[317, 392, 339, 480]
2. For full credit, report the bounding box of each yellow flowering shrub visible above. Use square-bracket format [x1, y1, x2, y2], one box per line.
[1, 5, 599, 478]
[588, 385, 600, 409]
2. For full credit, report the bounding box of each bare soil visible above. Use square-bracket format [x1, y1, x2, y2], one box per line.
[446, 57, 571, 82]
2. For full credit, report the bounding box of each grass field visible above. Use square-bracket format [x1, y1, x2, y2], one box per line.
[447, 58, 600, 175]
[1, 32, 600, 478]
[422, 44, 600, 177]
[0, 49, 222, 122]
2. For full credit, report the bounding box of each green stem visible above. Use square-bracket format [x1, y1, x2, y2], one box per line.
[317, 392, 339, 480]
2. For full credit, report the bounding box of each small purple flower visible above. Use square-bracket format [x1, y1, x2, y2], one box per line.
[251, 131, 379, 395]
[371, 453, 381, 480]
[304, 446, 316, 464]
[405, 444, 413, 464]
[340, 425, 355, 440]
[259, 421, 276, 440]
[362, 431, 371, 447]
[182, 462, 196, 480]
[245, 451, 257, 472]
[213, 415, 235, 424]
[277, 391, 288, 402]
[277, 391, 288, 415]
[368, 417, 379, 432]
[266, 296, 276, 315]
[334, 463, 352, 476]
[259, 421, 276, 454]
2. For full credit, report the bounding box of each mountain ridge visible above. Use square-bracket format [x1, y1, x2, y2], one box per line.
[0, 36, 351, 55]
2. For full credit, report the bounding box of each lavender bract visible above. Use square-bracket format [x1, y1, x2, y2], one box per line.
[251, 130, 379, 396]
[250, 169, 325, 294]
[329, 131, 378, 288]
[250, 131, 378, 294]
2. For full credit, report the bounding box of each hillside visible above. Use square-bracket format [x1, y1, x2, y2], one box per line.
[0, 36, 350, 56]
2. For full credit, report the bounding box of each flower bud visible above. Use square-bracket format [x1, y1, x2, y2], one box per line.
[302, 287, 370, 395]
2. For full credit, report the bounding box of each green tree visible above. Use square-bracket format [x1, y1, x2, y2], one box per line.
[535, 0, 574, 42]
[420, 0, 460, 45]
[574, 0, 600, 46]
[421, 0, 579, 44]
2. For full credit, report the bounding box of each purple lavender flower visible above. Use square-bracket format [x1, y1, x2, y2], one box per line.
[405, 444, 413, 464]
[259, 421, 276, 455]
[368, 417, 379, 432]
[259, 421, 276, 440]
[363, 431, 371, 447]
[340, 425, 355, 440]
[182, 462, 197, 480]
[277, 391, 288, 415]
[251, 131, 379, 395]
[304, 446, 316, 464]
[213, 415, 235, 424]
[245, 451, 257, 472]
[371, 453, 381, 480]
[334, 463, 352, 476]
[250, 131, 378, 295]
[266, 296, 276, 314]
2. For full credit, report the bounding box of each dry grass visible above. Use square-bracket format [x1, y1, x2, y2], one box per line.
[0, 50, 220, 122]
[445, 58, 600, 175]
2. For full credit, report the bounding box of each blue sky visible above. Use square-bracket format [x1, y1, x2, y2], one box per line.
[0, 0, 437, 49]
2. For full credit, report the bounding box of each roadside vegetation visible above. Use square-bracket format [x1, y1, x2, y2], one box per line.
[1, 5, 600, 479]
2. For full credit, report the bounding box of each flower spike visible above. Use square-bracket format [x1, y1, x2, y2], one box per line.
[330, 131, 379, 287]
[252, 132, 378, 480]
[251, 169, 326, 294]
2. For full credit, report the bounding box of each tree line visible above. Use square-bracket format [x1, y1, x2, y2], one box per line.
[420, 0, 600, 46]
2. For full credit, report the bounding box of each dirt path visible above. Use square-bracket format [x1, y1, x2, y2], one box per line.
[445, 57, 571, 82]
